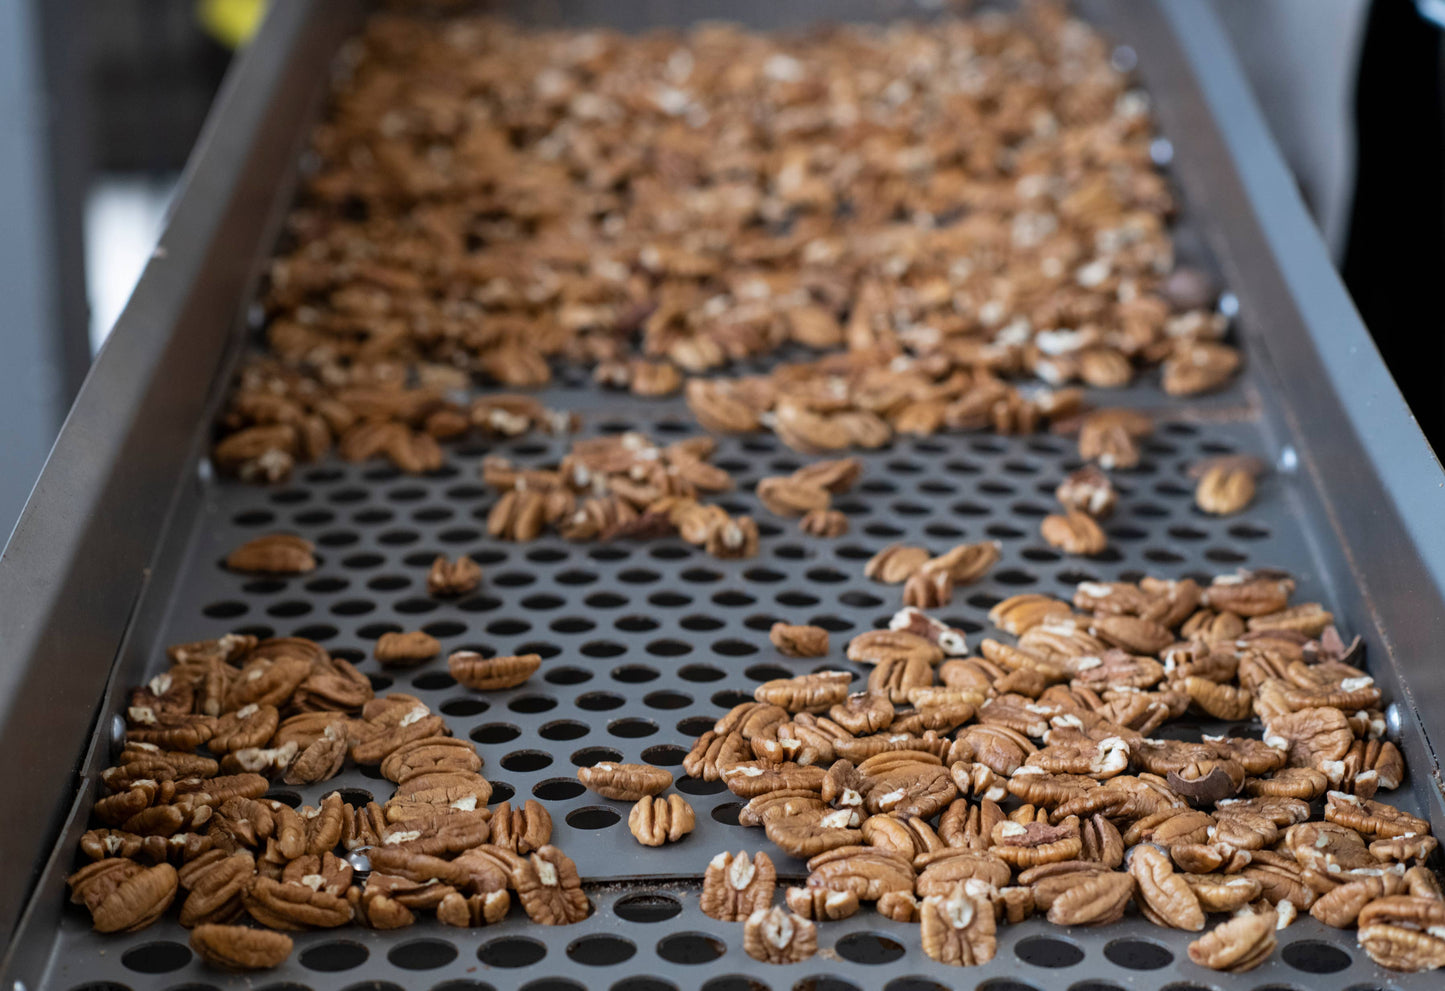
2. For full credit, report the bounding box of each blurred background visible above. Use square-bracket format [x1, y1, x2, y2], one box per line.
[0, 0, 1429, 540]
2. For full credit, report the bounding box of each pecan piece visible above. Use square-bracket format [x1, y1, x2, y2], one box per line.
[769, 622, 829, 657]
[920, 880, 997, 966]
[1041, 510, 1107, 556]
[744, 907, 817, 964]
[448, 651, 540, 691]
[512, 846, 589, 925]
[1056, 465, 1116, 518]
[701, 851, 775, 921]
[864, 544, 931, 584]
[225, 534, 316, 574]
[577, 762, 672, 800]
[786, 885, 860, 921]
[1187, 910, 1278, 972]
[629, 794, 695, 846]
[756, 477, 830, 518]
[190, 924, 293, 971]
[375, 631, 441, 668]
[178, 851, 254, 927]
[755, 671, 851, 712]
[1196, 463, 1256, 515]
[427, 554, 481, 596]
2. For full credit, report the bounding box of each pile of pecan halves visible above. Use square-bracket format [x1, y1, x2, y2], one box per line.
[212, 4, 1238, 483]
[68, 634, 588, 971]
[691, 570, 1442, 973]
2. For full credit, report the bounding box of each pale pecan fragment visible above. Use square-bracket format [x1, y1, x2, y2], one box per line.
[744, 907, 817, 964]
[577, 762, 672, 801]
[1195, 462, 1257, 515]
[427, 554, 481, 596]
[375, 631, 441, 668]
[629, 794, 695, 846]
[512, 846, 589, 924]
[1041, 510, 1107, 556]
[1055, 465, 1116, 518]
[1188, 909, 1278, 972]
[448, 651, 540, 691]
[225, 534, 316, 574]
[769, 622, 829, 658]
[701, 851, 775, 921]
[920, 880, 997, 966]
[890, 607, 969, 656]
[190, 924, 293, 971]
[922, 541, 1001, 585]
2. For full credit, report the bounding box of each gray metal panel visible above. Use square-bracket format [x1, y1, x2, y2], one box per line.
[4, 1, 1445, 989]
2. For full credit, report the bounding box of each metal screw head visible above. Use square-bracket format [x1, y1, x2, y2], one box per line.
[1277, 446, 1299, 475]
[1149, 138, 1174, 167]
[109, 713, 127, 760]
[345, 849, 372, 874]
[1218, 292, 1240, 318]
[1387, 703, 1404, 740]
[1110, 45, 1138, 72]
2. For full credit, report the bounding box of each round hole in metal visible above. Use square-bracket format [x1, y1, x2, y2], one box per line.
[791, 978, 861, 991]
[567, 805, 621, 829]
[608, 980, 675, 991]
[839, 591, 882, 608]
[834, 932, 905, 964]
[300, 940, 369, 972]
[1103, 937, 1172, 970]
[533, 777, 586, 800]
[1067, 984, 1124, 991]
[478, 936, 547, 968]
[551, 617, 595, 634]
[644, 690, 692, 710]
[616, 615, 660, 633]
[545, 666, 593, 685]
[676, 716, 715, 737]
[712, 590, 754, 607]
[679, 664, 726, 682]
[712, 690, 754, 708]
[1281, 940, 1351, 973]
[440, 698, 488, 717]
[1158, 985, 1215, 991]
[540, 720, 589, 741]
[681, 614, 726, 632]
[412, 672, 456, 691]
[578, 691, 626, 711]
[612, 665, 661, 684]
[501, 749, 553, 772]
[609, 717, 658, 738]
[203, 601, 248, 619]
[572, 746, 623, 767]
[657, 932, 726, 964]
[701, 978, 769, 991]
[509, 694, 558, 714]
[713, 639, 757, 656]
[647, 639, 691, 657]
[489, 781, 515, 802]
[488, 618, 533, 636]
[587, 592, 628, 609]
[567, 935, 637, 966]
[883, 980, 948, 991]
[245, 579, 289, 594]
[522, 593, 565, 610]
[651, 591, 693, 607]
[977, 983, 1042, 991]
[429, 982, 497, 991]
[642, 744, 687, 766]
[388, 939, 458, 970]
[1015, 935, 1084, 968]
[470, 723, 521, 745]
[120, 941, 190, 973]
[614, 892, 683, 923]
[711, 802, 743, 825]
[582, 640, 627, 658]
[266, 789, 302, 808]
[367, 674, 393, 692]
[676, 776, 725, 795]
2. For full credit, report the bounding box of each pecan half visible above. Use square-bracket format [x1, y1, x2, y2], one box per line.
[629, 794, 695, 846]
[448, 651, 540, 691]
[770, 623, 829, 658]
[701, 851, 775, 921]
[755, 671, 852, 712]
[375, 631, 441, 668]
[800, 508, 849, 537]
[864, 544, 931, 584]
[1056, 465, 1116, 518]
[190, 924, 293, 971]
[577, 762, 672, 800]
[786, 885, 860, 921]
[1041, 511, 1107, 556]
[920, 880, 997, 966]
[1187, 910, 1277, 972]
[225, 534, 316, 574]
[68, 860, 178, 932]
[427, 554, 481, 596]
[512, 846, 589, 924]
[1196, 463, 1256, 515]
[744, 907, 817, 964]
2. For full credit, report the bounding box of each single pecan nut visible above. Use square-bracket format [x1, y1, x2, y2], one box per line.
[769, 622, 829, 658]
[864, 544, 931, 584]
[448, 651, 540, 691]
[577, 762, 672, 800]
[1129, 843, 1205, 931]
[807, 846, 916, 900]
[375, 631, 441, 668]
[1056, 465, 1116, 518]
[381, 737, 483, 783]
[920, 880, 997, 966]
[799, 508, 849, 537]
[847, 630, 943, 667]
[988, 594, 1074, 635]
[427, 554, 481, 596]
[1196, 463, 1256, 515]
[756, 477, 831, 518]
[903, 569, 953, 609]
[701, 851, 775, 921]
[225, 535, 316, 574]
[922, 541, 1000, 585]
[1325, 792, 1431, 839]
[241, 876, 350, 930]
[629, 794, 695, 846]
[190, 924, 293, 970]
[744, 907, 817, 964]
[489, 799, 554, 855]
[512, 846, 589, 924]
[178, 851, 255, 927]
[786, 885, 860, 921]
[755, 671, 851, 712]
[1187, 910, 1277, 972]
[1041, 510, 1107, 555]
[1357, 896, 1445, 971]
[1046, 870, 1134, 926]
[68, 860, 178, 932]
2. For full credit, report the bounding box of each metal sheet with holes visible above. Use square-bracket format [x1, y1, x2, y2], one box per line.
[5, 3, 1444, 991]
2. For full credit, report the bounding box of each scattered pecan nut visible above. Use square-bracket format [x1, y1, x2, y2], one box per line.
[701, 851, 776, 922]
[769, 622, 829, 658]
[744, 906, 817, 964]
[375, 631, 441, 668]
[426, 554, 481, 596]
[577, 762, 672, 801]
[629, 794, 695, 846]
[189, 924, 293, 971]
[448, 651, 540, 691]
[225, 534, 316, 574]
